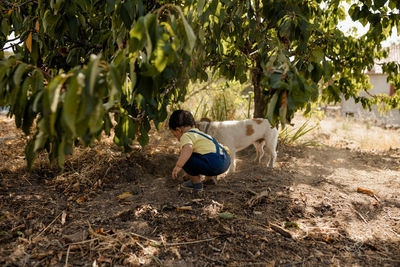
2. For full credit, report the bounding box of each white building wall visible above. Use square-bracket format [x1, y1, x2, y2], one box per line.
[341, 74, 400, 126]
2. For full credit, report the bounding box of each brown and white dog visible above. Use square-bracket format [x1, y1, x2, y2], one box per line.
[196, 118, 278, 174]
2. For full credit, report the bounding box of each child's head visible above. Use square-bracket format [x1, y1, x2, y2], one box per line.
[169, 110, 195, 130]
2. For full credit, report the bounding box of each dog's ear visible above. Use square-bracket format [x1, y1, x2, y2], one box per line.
[200, 117, 211, 122]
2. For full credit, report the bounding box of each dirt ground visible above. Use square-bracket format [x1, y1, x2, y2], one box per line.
[0, 114, 400, 266]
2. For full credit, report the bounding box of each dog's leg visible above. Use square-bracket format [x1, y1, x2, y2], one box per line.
[264, 136, 277, 168]
[253, 143, 260, 162]
[253, 140, 265, 163]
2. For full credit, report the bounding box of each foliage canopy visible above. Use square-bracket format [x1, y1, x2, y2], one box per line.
[0, 0, 400, 168]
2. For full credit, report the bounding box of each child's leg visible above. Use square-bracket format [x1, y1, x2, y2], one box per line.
[188, 175, 201, 183]
[182, 174, 203, 191]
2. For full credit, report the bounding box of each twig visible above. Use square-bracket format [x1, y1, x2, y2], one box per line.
[200, 253, 226, 265]
[163, 237, 216, 247]
[15, 0, 37, 8]
[389, 228, 400, 237]
[66, 238, 99, 246]
[220, 241, 227, 256]
[355, 210, 368, 224]
[1, 40, 24, 51]
[23, 175, 32, 185]
[33, 211, 63, 240]
[135, 241, 163, 266]
[5, 36, 20, 43]
[246, 189, 269, 207]
[270, 223, 292, 238]
[130, 231, 216, 247]
[373, 194, 380, 202]
[130, 232, 159, 244]
[64, 245, 70, 267]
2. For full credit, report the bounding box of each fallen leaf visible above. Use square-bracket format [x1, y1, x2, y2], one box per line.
[63, 230, 88, 243]
[32, 250, 54, 259]
[218, 212, 235, 219]
[61, 210, 67, 225]
[76, 196, 86, 203]
[95, 228, 104, 234]
[177, 206, 192, 211]
[357, 187, 374, 196]
[118, 192, 134, 200]
[97, 255, 112, 263]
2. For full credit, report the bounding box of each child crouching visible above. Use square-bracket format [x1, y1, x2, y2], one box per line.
[169, 110, 231, 191]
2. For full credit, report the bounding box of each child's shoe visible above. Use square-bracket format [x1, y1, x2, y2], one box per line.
[182, 180, 203, 191]
[203, 177, 217, 186]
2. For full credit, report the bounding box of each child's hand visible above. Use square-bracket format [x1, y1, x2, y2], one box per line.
[172, 165, 182, 179]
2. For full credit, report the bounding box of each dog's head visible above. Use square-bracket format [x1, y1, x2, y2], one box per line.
[195, 117, 212, 132]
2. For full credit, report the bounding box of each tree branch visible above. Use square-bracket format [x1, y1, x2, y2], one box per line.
[5, 36, 20, 43]
[14, 0, 37, 8]
[1, 40, 24, 51]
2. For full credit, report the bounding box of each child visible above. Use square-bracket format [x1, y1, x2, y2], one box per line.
[169, 110, 231, 191]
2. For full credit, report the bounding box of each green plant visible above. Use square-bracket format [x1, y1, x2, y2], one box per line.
[279, 120, 318, 145]
[182, 71, 251, 120]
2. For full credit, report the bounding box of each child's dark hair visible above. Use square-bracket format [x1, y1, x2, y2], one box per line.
[169, 110, 195, 130]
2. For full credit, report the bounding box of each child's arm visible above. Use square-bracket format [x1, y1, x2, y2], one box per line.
[172, 144, 193, 179]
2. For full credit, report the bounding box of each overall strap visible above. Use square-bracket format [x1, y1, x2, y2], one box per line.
[187, 130, 224, 154]
[188, 130, 213, 141]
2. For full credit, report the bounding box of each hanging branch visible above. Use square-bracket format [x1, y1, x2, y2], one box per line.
[1, 40, 24, 51]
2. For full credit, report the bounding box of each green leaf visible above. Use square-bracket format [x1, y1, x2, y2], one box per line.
[153, 33, 169, 72]
[130, 17, 146, 52]
[311, 48, 324, 63]
[106, 64, 122, 110]
[34, 120, 49, 151]
[25, 137, 36, 171]
[63, 76, 80, 135]
[175, 6, 196, 54]
[114, 113, 138, 151]
[57, 137, 65, 169]
[270, 73, 282, 88]
[348, 4, 360, 21]
[374, 0, 387, 9]
[43, 10, 58, 34]
[88, 55, 100, 95]
[137, 119, 150, 146]
[1, 19, 10, 36]
[106, 0, 116, 14]
[197, 0, 206, 16]
[267, 91, 279, 124]
[46, 75, 67, 135]
[143, 13, 156, 57]
[13, 63, 27, 86]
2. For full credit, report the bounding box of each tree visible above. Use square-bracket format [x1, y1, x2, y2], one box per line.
[0, 0, 196, 169]
[187, 0, 400, 122]
[1, 0, 400, 169]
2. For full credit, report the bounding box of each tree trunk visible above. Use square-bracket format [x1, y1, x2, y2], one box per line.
[252, 0, 265, 119]
[252, 57, 264, 118]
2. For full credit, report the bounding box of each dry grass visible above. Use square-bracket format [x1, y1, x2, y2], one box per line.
[287, 115, 400, 151]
